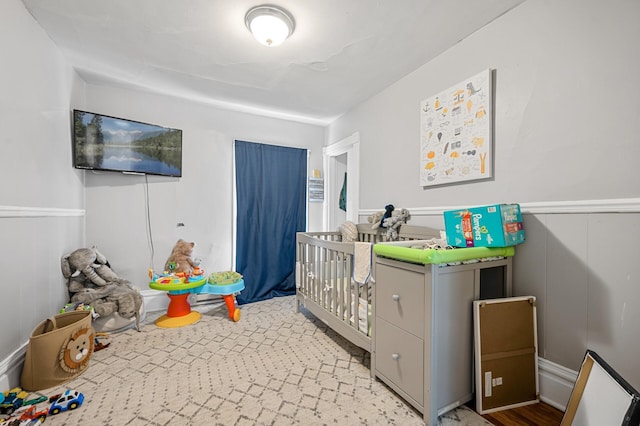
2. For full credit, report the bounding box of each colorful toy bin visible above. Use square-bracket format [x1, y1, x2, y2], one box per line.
[444, 203, 525, 248]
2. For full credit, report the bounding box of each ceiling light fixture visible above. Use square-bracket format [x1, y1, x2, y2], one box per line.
[245, 5, 295, 47]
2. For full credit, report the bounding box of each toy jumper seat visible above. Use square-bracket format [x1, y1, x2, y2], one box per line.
[149, 271, 244, 328]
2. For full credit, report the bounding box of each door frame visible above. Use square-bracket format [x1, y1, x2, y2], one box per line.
[323, 132, 360, 231]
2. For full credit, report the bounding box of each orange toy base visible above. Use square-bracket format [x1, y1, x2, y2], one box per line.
[155, 311, 201, 328]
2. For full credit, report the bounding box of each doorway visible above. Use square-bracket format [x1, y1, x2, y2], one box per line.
[323, 132, 360, 231]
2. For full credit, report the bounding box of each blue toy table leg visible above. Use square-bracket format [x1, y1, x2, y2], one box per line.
[192, 279, 245, 322]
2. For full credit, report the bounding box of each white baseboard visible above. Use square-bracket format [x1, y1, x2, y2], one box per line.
[538, 357, 577, 411]
[141, 289, 170, 313]
[0, 344, 27, 391]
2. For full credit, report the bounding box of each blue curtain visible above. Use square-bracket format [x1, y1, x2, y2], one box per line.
[234, 140, 307, 304]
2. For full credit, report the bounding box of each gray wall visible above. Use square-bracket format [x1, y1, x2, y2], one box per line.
[0, 0, 86, 385]
[333, 0, 640, 400]
[329, 0, 639, 206]
[82, 85, 325, 294]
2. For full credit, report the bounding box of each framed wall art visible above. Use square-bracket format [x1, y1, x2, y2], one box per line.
[420, 69, 493, 187]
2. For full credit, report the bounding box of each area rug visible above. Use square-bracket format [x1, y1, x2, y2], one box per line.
[39, 295, 491, 425]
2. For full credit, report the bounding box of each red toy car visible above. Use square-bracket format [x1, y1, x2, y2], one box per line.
[19, 404, 48, 423]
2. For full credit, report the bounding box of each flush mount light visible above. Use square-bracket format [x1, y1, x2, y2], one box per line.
[245, 4, 295, 47]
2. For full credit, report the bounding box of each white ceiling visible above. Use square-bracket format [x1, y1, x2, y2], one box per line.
[22, 0, 524, 124]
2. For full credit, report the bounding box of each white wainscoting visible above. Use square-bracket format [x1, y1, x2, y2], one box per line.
[0, 205, 85, 217]
[0, 205, 85, 390]
[360, 198, 640, 217]
[0, 345, 27, 392]
[538, 357, 578, 411]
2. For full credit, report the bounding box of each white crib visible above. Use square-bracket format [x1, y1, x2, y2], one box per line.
[295, 224, 441, 352]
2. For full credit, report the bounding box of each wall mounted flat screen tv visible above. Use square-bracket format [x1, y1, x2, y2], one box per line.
[72, 110, 182, 177]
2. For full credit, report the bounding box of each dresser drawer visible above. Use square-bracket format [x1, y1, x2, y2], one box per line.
[375, 263, 425, 337]
[375, 317, 424, 404]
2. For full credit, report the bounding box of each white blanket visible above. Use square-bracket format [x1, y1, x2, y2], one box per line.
[353, 242, 372, 285]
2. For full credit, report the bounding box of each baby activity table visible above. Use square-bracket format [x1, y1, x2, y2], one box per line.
[149, 274, 245, 328]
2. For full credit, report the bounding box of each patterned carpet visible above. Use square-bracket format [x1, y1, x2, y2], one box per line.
[39, 295, 492, 425]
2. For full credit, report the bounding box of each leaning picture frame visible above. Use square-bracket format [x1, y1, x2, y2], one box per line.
[561, 350, 640, 425]
[473, 296, 539, 414]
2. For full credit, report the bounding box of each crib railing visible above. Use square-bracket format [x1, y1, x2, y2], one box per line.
[356, 223, 441, 242]
[295, 224, 442, 350]
[296, 232, 361, 327]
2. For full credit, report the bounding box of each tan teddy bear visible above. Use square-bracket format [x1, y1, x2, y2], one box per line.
[368, 211, 384, 229]
[165, 239, 196, 273]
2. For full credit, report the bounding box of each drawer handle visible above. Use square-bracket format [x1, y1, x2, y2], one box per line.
[392, 353, 400, 361]
[392, 294, 400, 302]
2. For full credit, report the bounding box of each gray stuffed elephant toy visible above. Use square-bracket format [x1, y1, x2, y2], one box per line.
[382, 208, 411, 241]
[61, 247, 142, 331]
[61, 247, 129, 288]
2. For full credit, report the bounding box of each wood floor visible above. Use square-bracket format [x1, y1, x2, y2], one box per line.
[479, 401, 564, 425]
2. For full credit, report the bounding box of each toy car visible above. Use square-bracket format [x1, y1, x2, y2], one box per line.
[18, 405, 47, 423]
[0, 388, 28, 415]
[48, 390, 84, 415]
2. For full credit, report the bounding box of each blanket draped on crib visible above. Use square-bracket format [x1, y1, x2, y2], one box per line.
[353, 242, 372, 285]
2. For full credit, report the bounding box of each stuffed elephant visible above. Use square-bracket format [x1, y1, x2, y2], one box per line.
[71, 284, 142, 330]
[61, 247, 129, 287]
[71, 285, 119, 316]
[61, 247, 142, 331]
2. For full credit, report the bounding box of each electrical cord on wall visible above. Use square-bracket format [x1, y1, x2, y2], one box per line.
[144, 174, 155, 270]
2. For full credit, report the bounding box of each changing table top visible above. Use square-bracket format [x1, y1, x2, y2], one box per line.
[373, 240, 515, 264]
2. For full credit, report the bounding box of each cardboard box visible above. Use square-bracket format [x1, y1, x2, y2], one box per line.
[444, 204, 525, 247]
[473, 296, 539, 414]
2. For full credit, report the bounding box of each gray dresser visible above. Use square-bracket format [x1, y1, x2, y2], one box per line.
[372, 255, 512, 425]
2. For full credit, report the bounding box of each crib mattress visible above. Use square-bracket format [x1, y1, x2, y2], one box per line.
[373, 242, 514, 264]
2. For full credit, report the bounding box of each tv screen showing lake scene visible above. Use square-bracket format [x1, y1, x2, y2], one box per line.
[73, 110, 182, 177]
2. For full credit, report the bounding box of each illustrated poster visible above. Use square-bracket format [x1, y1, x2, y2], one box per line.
[420, 69, 492, 186]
